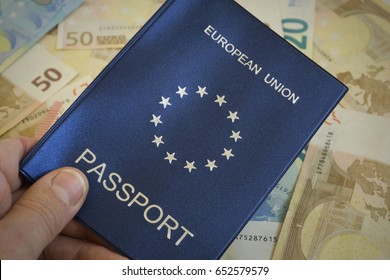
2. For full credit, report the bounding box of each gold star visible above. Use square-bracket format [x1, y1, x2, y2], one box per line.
[205, 159, 218, 171]
[222, 148, 234, 160]
[230, 130, 242, 142]
[184, 161, 197, 173]
[150, 114, 162, 127]
[227, 111, 239, 123]
[164, 152, 177, 164]
[214, 95, 227, 106]
[152, 135, 165, 147]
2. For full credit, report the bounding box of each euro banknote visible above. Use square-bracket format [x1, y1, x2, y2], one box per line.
[0, 43, 78, 136]
[273, 108, 390, 259]
[313, 0, 390, 117]
[57, 0, 163, 49]
[222, 151, 305, 259]
[0, 32, 119, 137]
[2, 76, 93, 139]
[235, 0, 283, 35]
[280, 0, 316, 57]
[0, 0, 83, 72]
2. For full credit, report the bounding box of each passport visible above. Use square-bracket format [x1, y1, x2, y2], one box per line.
[20, 0, 348, 259]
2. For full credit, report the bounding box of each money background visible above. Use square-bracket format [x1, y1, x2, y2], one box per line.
[0, 0, 389, 260]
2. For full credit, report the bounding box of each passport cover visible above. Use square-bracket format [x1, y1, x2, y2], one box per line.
[20, 0, 348, 259]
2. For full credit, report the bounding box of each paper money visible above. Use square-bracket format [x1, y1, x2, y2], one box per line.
[222, 151, 305, 259]
[40, 33, 118, 79]
[57, 0, 163, 49]
[3, 44, 78, 98]
[0, 0, 83, 72]
[235, 0, 284, 35]
[0, 76, 40, 137]
[313, 0, 390, 116]
[0, 30, 121, 137]
[2, 76, 93, 139]
[279, 0, 316, 57]
[273, 108, 390, 259]
[0, 43, 78, 136]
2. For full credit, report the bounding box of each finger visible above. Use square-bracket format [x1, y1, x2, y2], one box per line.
[0, 137, 36, 217]
[62, 220, 87, 239]
[0, 167, 88, 259]
[62, 220, 113, 247]
[0, 137, 37, 191]
[0, 172, 12, 217]
[43, 235, 127, 260]
[11, 185, 28, 204]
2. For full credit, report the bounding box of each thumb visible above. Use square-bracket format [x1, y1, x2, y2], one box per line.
[0, 167, 88, 259]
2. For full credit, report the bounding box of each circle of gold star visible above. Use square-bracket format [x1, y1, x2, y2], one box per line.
[150, 85, 242, 173]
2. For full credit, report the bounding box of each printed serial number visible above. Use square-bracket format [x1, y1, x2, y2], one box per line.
[235, 234, 278, 242]
[215, 266, 269, 276]
[22, 108, 49, 123]
[274, 183, 292, 196]
[316, 131, 334, 175]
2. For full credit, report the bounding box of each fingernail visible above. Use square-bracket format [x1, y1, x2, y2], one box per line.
[51, 168, 87, 206]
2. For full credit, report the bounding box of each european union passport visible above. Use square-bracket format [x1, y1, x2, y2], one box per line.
[20, 0, 348, 259]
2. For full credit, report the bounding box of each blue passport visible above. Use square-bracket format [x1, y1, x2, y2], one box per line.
[20, 0, 348, 259]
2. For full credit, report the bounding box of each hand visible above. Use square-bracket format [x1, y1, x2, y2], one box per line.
[0, 137, 126, 260]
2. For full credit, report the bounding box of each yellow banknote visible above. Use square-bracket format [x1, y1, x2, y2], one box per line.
[273, 108, 390, 259]
[313, 0, 390, 117]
